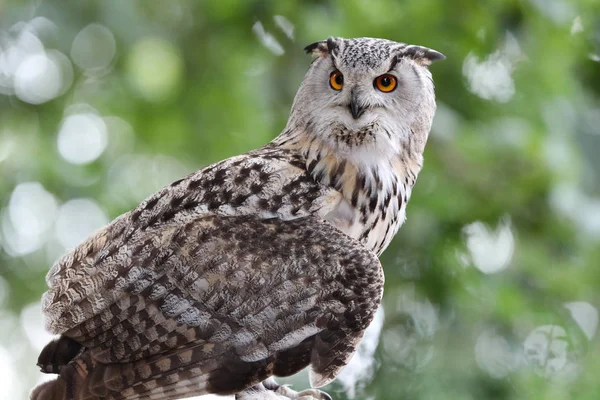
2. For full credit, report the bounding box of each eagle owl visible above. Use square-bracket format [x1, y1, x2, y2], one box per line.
[32, 37, 444, 400]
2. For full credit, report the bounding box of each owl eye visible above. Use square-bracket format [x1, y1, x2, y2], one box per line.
[329, 70, 344, 91]
[374, 74, 397, 92]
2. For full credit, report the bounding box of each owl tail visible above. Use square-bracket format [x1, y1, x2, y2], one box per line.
[31, 336, 89, 400]
[30, 377, 68, 400]
[31, 335, 216, 400]
[32, 352, 115, 400]
[30, 361, 88, 400]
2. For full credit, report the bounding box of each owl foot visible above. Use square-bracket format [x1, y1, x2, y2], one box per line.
[235, 377, 332, 400]
[276, 386, 333, 400]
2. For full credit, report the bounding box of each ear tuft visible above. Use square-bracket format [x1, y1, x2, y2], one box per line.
[402, 45, 446, 66]
[304, 41, 326, 54]
[423, 49, 446, 63]
[304, 37, 338, 57]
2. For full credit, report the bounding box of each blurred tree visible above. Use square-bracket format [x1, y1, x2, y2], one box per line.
[0, 0, 598, 399]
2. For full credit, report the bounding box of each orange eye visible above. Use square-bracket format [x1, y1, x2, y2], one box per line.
[374, 74, 397, 92]
[329, 70, 344, 90]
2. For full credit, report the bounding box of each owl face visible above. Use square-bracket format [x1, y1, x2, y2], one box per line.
[288, 37, 444, 164]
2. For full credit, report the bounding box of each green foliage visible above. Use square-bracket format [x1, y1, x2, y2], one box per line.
[0, 0, 598, 398]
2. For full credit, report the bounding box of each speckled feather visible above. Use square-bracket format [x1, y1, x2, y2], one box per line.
[32, 37, 442, 400]
[38, 213, 382, 400]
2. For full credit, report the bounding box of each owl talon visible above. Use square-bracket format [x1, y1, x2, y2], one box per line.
[236, 378, 332, 399]
[276, 386, 333, 400]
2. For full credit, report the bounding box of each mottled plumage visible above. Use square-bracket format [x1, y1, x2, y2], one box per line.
[32, 37, 443, 400]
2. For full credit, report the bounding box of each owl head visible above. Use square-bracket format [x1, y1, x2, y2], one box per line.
[285, 37, 444, 165]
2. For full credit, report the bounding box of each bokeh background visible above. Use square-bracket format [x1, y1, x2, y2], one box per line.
[1, 0, 599, 399]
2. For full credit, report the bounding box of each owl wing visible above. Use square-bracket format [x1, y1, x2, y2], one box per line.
[37, 214, 383, 400]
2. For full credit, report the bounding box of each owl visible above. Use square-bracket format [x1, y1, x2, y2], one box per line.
[31, 37, 444, 400]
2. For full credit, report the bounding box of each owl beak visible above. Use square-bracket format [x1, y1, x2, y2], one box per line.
[349, 92, 365, 119]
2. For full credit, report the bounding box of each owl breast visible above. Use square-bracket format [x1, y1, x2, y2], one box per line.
[322, 164, 409, 256]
